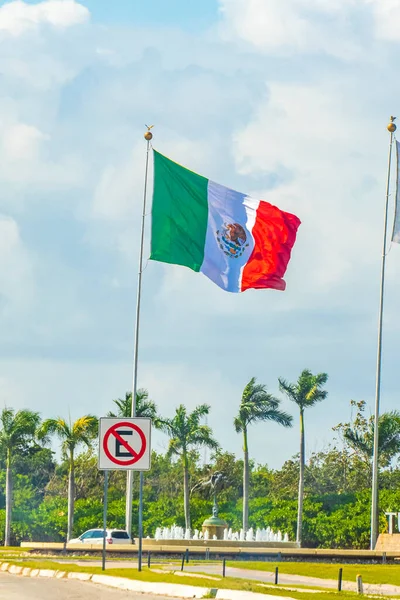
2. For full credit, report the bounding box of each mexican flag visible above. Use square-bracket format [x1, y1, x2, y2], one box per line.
[150, 151, 301, 293]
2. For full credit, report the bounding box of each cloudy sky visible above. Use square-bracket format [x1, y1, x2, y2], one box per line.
[1, 0, 400, 468]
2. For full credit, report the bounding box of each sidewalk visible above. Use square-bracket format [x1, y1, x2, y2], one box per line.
[175, 563, 400, 596]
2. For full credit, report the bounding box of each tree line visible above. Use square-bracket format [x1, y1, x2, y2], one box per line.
[1, 368, 400, 548]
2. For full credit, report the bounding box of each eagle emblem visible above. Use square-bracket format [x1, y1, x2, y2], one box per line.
[216, 223, 249, 258]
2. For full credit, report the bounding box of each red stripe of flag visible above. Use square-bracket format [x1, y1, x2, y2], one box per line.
[241, 201, 301, 292]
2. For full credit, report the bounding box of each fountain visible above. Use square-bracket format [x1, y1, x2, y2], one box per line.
[191, 472, 228, 540]
[152, 471, 296, 547]
[154, 524, 291, 543]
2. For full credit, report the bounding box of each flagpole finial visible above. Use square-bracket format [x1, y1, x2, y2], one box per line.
[387, 116, 397, 133]
[144, 124, 154, 141]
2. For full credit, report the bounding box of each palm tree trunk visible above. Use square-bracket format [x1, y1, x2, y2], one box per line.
[5, 448, 12, 547]
[297, 409, 305, 546]
[243, 427, 249, 532]
[183, 453, 191, 531]
[67, 450, 75, 541]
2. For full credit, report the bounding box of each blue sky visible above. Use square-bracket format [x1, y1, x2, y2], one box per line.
[50, 0, 216, 24]
[80, 0, 218, 28]
[1, 0, 400, 472]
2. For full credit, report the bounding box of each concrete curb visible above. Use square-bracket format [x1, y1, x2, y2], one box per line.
[67, 572, 93, 582]
[38, 569, 58, 578]
[8, 565, 23, 575]
[56, 571, 66, 579]
[91, 574, 209, 598]
[30, 569, 40, 577]
[0, 560, 295, 599]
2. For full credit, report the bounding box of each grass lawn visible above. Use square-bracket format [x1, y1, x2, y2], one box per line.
[2, 557, 367, 600]
[226, 561, 400, 586]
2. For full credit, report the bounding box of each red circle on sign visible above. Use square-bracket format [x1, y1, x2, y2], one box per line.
[103, 422, 147, 466]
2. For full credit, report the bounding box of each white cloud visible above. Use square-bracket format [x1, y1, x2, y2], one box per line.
[219, 0, 400, 55]
[218, 0, 364, 57]
[92, 144, 151, 222]
[2, 122, 49, 160]
[0, 113, 85, 192]
[0, 0, 89, 36]
[231, 79, 387, 300]
[368, 0, 400, 41]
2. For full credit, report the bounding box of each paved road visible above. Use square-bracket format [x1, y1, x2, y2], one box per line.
[0, 572, 180, 599]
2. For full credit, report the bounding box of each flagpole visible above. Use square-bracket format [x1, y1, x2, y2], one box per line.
[370, 116, 396, 550]
[125, 126, 153, 539]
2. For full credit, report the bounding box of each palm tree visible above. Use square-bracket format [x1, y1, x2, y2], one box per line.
[108, 389, 159, 534]
[279, 369, 328, 545]
[158, 404, 219, 531]
[38, 415, 97, 541]
[107, 389, 157, 420]
[0, 408, 41, 546]
[341, 404, 400, 537]
[234, 378, 292, 532]
[342, 406, 400, 468]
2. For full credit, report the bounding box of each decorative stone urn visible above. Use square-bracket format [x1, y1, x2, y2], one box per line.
[202, 515, 228, 540]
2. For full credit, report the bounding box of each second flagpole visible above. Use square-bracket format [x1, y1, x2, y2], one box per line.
[370, 116, 396, 550]
[125, 126, 153, 563]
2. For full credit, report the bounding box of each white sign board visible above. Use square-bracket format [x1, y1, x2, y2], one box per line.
[98, 417, 151, 471]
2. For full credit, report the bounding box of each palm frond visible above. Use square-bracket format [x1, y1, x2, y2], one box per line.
[38, 415, 97, 460]
[72, 415, 97, 438]
[0, 408, 41, 453]
[343, 427, 371, 457]
[235, 377, 292, 430]
[279, 370, 328, 410]
[278, 378, 297, 401]
[161, 404, 217, 458]
[108, 388, 158, 420]
[234, 416, 243, 433]
[37, 418, 70, 441]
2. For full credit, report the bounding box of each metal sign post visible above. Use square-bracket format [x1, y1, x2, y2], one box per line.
[98, 417, 151, 570]
[138, 471, 144, 571]
[102, 471, 108, 571]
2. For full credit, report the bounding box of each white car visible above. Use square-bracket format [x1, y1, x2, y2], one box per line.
[69, 528, 132, 545]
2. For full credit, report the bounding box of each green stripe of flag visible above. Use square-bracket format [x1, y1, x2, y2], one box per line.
[150, 150, 209, 272]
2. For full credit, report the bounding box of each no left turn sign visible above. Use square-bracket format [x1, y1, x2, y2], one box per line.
[98, 418, 151, 471]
